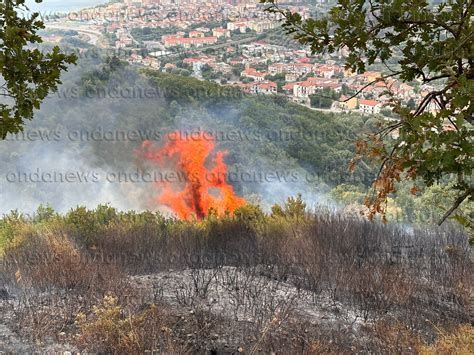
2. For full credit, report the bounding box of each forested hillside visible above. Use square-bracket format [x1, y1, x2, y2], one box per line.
[1, 57, 470, 224]
[0, 58, 376, 213]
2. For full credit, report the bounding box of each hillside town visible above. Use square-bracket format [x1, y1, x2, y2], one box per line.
[43, 0, 437, 115]
[1, 0, 471, 353]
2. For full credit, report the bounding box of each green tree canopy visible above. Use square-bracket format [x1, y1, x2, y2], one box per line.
[0, 0, 76, 138]
[262, 0, 473, 225]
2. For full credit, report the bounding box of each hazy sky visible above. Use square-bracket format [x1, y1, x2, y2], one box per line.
[25, 0, 108, 13]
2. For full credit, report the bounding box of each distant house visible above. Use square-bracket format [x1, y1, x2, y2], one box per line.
[240, 67, 267, 82]
[323, 82, 342, 93]
[282, 82, 296, 95]
[291, 63, 313, 76]
[142, 56, 160, 70]
[268, 63, 312, 76]
[339, 95, 358, 111]
[237, 80, 277, 95]
[362, 71, 382, 83]
[163, 36, 218, 49]
[227, 21, 248, 33]
[313, 64, 335, 78]
[285, 73, 299, 82]
[189, 31, 204, 38]
[293, 77, 342, 99]
[210, 62, 232, 74]
[397, 83, 415, 100]
[293, 80, 317, 99]
[183, 56, 215, 65]
[212, 27, 231, 38]
[359, 99, 382, 114]
[268, 63, 286, 75]
[229, 57, 245, 65]
[257, 81, 277, 95]
[296, 57, 311, 63]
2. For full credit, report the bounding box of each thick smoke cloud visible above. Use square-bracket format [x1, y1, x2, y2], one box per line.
[0, 57, 330, 217]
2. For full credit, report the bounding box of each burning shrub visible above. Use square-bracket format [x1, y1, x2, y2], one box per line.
[136, 131, 246, 221]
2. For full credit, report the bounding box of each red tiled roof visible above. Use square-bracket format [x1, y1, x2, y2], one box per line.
[359, 99, 379, 106]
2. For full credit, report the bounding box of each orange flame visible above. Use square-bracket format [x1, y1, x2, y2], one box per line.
[138, 131, 246, 220]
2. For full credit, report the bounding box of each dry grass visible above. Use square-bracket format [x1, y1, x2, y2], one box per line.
[0, 203, 472, 352]
[75, 294, 191, 354]
[420, 324, 474, 354]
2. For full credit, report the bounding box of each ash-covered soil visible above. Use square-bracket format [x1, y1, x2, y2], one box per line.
[1, 267, 359, 353]
[1, 264, 471, 353]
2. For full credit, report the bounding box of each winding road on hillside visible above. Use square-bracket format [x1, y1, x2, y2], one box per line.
[45, 23, 105, 47]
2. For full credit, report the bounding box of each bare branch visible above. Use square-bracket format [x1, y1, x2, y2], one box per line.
[438, 188, 472, 225]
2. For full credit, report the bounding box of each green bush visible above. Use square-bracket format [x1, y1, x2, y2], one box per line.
[271, 194, 307, 221]
[65, 205, 119, 247]
[0, 210, 30, 250]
